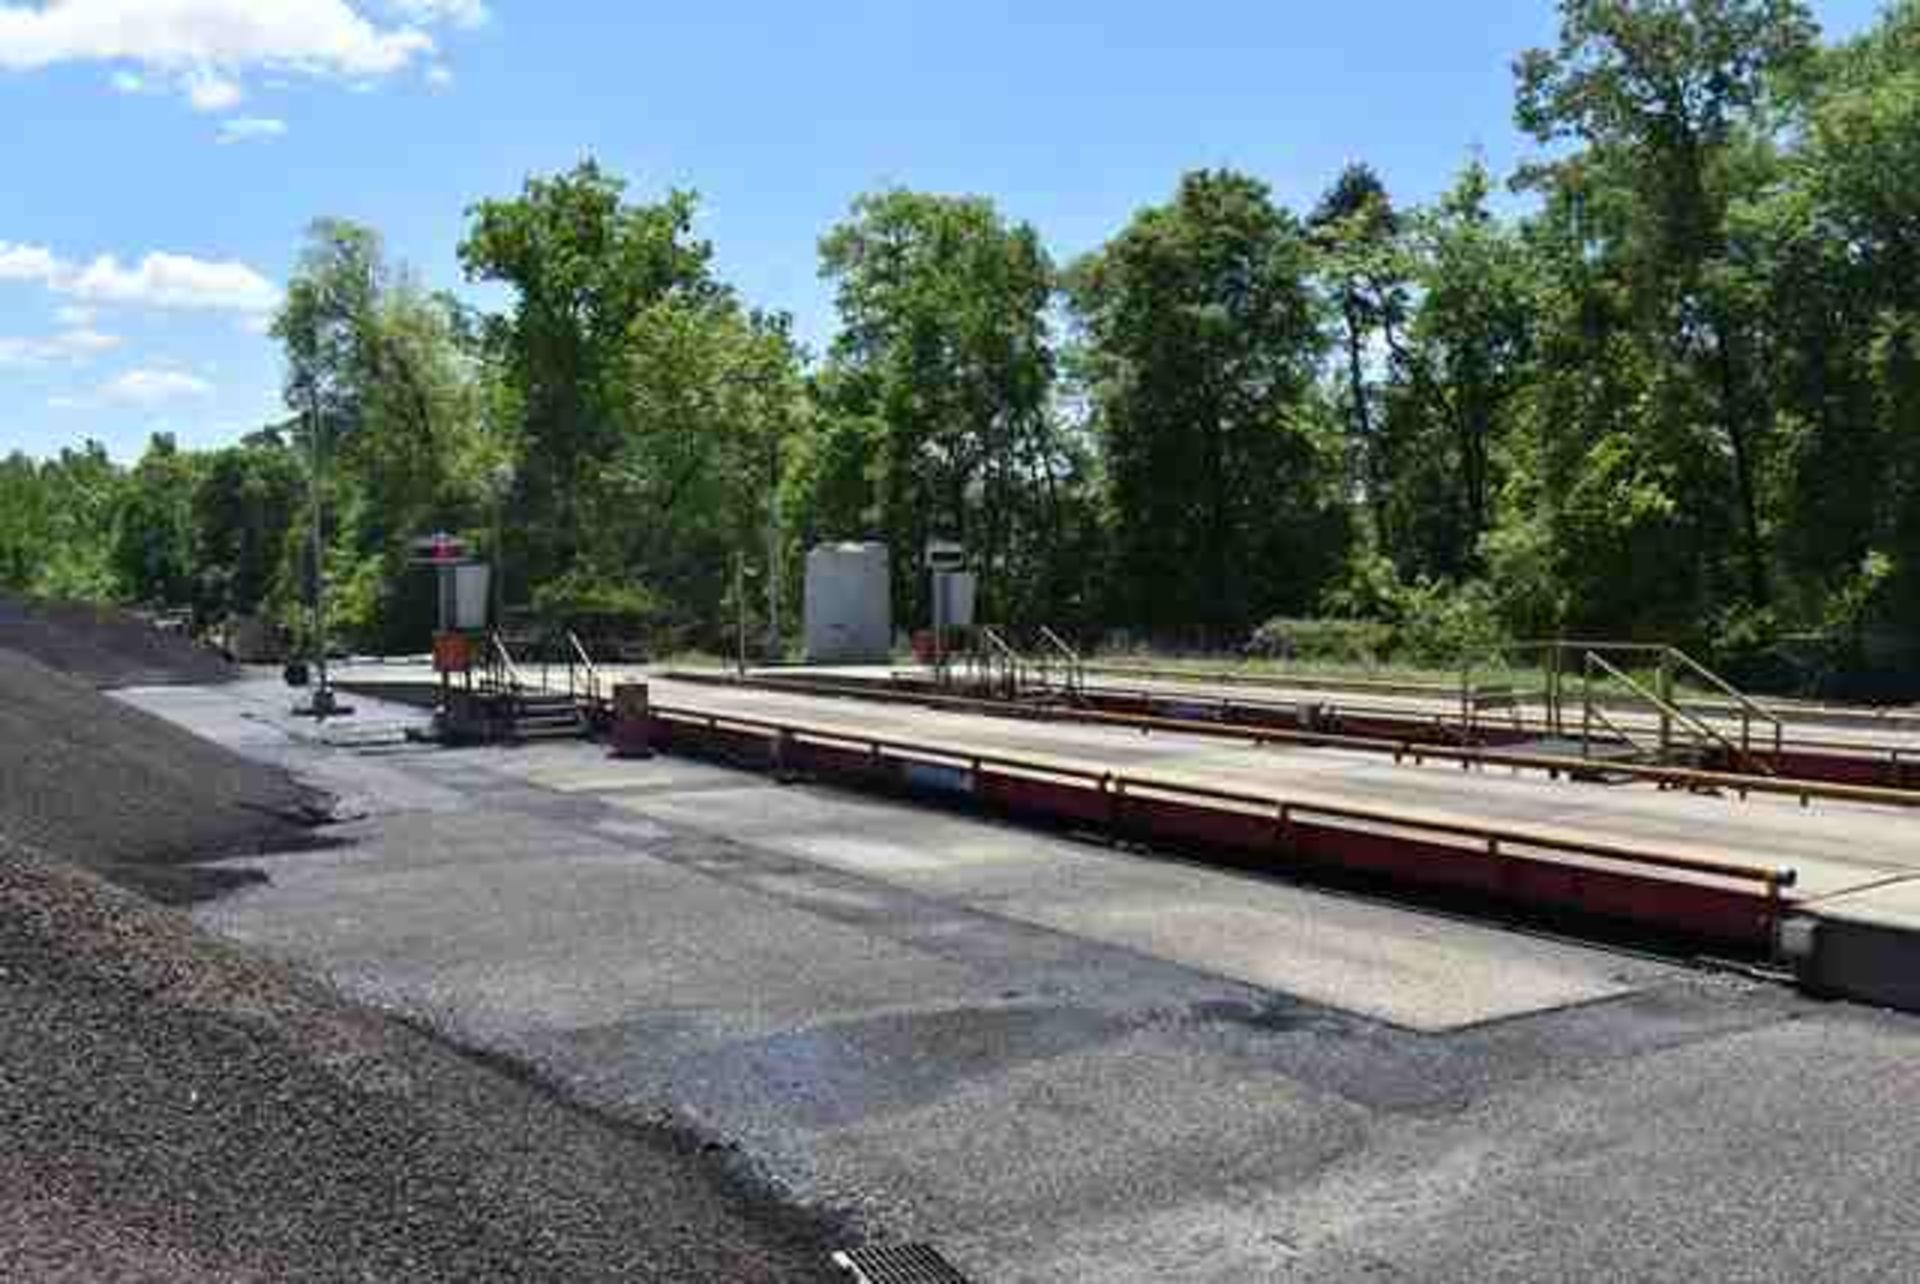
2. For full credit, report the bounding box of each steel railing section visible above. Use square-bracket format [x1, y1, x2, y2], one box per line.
[1582, 650, 1773, 775]
[1667, 646, 1785, 764]
[564, 628, 602, 707]
[663, 669, 1920, 809]
[642, 697, 1796, 951]
[1037, 626, 1085, 699]
[484, 630, 526, 695]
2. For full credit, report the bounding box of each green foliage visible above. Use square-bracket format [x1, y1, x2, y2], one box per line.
[530, 567, 661, 636]
[191, 433, 303, 623]
[0, 442, 124, 600]
[110, 434, 199, 608]
[1246, 616, 1394, 665]
[1069, 168, 1349, 641]
[819, 188, 1064, 627]
[460, 162, 718, 583]
[20, 2, 1920, 687]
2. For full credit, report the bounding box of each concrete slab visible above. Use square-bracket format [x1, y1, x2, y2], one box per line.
[599, 771, 1660, 1031]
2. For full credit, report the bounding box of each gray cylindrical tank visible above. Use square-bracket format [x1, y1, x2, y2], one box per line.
[804, 543, 892, 664]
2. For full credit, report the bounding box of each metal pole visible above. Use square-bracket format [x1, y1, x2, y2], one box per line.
[765, 437, 780, 662]
[735, 553, 747, 677]
[932, 569, 946, 684]
[1657, 648, 1674, 760]
[308, 389, 331, 713]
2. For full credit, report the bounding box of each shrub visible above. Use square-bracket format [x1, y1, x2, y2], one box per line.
[1246, 617, 1393, 665]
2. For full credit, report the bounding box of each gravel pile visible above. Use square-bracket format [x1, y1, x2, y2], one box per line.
[0, 593, 237, 688]
[0, 649, 329, 901]
[0, 837, 839, 1282]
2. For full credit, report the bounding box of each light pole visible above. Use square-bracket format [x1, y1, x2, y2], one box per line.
[734, 552, 747, 677]
[764, 433, 781, 662]
[306, 386, 336, 716]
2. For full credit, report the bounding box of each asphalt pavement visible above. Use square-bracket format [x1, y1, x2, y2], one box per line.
[130, 679, 1920, 1283]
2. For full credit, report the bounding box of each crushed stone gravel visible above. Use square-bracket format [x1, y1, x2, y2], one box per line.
[0, 594, 237, 688]
[0, 648, 329, 901]
[0, 836, 843, 1282]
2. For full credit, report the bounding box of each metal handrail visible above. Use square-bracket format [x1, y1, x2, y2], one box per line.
[646, 700, 1796, 897]
[487, 630, 526, 694]
[1584, 651, 1766, 772]
[1580, 689, 1656, 762]
[659, 669, 1920, 810]
[1038, 626, 1084, 697]
[565, 629, 602, 706]
[1666, 647, 1784, 762]
[979, 626, 1023, 698]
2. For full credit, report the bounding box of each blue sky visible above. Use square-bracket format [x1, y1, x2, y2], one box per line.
[0, 0, 1890, 461]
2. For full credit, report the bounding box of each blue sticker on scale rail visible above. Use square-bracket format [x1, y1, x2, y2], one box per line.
[904, 761, 976, 796]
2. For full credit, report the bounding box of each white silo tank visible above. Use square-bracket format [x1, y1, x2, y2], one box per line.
[804, 543, 892, 664]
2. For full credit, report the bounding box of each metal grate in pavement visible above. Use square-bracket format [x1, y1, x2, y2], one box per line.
[831, 1242, 970, 1283]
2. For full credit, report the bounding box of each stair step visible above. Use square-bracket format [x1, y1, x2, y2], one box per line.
[516, 724, 587, 740]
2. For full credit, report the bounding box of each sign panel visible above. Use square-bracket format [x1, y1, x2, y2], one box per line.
[934, 570, 977, 630]
[452, 563, 492, 630]
[924, 539, 966, 571]
[432, 631, 472, 674]
[409, 531, 470, 566]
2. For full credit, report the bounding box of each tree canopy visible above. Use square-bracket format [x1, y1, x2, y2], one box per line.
[14, 0, 1920, 692]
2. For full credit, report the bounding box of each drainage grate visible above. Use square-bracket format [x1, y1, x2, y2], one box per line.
[831, 1242, 970, 1284]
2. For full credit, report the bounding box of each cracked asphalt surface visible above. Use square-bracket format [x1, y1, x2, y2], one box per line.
[134, 680, 1920, 1282]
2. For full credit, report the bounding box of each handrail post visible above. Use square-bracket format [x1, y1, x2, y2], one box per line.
[1657, 648, 1674, 760]
[1581, 653, 1593, 759]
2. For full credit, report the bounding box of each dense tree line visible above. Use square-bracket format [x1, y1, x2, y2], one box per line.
[5, 1, 1916, 687]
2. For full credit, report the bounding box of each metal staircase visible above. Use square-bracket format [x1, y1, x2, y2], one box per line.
[1466, 641, 1783, 776]
[943, 625, 1086, 705]
[478, 626, 601, 742]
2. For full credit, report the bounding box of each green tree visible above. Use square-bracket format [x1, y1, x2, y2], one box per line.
[191, 430, 304, 623]
[818, 189, 1063, 626]
[1310, 162, 1404, 538]
[110, 433, 200, 608]
[1070, 169, 1347, 641]
[1515, 0, 1820, 611]
[460, 161, 718, 587]
[1376, 161, 1536, 580]
[275, 219, 490, 648]
[31, 442, 125, 601]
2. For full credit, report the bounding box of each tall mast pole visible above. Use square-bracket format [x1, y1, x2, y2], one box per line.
[309, 386, 331, 713]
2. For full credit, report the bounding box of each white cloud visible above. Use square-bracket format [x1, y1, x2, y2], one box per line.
[0, 240, 59, 283]
[0, 0, 464, 106]
[217, 114, 286, 143]
[390, 0, 487, 29]
[109, 66, 141, 91]
[424, 61, 451, 87]
[54, 303, 95, 325]
[65, 251, 280, 312]
[0, 337, 47, 365]
[185, 64, 241, 110]
[58, 327, 120, 353]
[0, 326, 122, 366]
[2, 241, 280, 312]
[101, 367, 214, 405]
